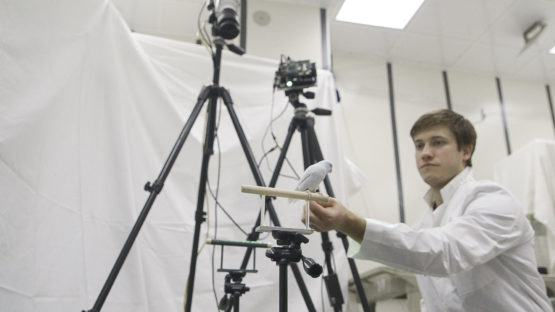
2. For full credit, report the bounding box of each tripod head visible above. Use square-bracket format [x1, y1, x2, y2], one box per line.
[285, 89, 314, 109]
[226, 270, 247, 283]
[224, 270, 250, 296]
[285, 88, 332, 119]
[266, 230, 322, 278]
[218, 270, 250, 312]
[272, 229, 308, 246]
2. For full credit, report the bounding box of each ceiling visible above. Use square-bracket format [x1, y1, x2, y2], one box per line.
[113, 0, 555, 83]
[330, 0, 555, 83]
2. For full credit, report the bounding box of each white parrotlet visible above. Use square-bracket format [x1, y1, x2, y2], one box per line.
[294, 160, 333, 193]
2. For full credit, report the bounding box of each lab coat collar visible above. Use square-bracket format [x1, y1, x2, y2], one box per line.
[423, 167, 473, 209]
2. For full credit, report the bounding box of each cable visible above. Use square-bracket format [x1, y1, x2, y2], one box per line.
[259, 90, 284, 171]
[256, 146, 278, 168]
[258, 92, 301, 181]
[206, 178, 248, 235]
[196, 1, 213, 57]
[205, 101, 249, 236]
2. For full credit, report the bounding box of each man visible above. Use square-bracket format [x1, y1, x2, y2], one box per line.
[305, 109, 552, 311]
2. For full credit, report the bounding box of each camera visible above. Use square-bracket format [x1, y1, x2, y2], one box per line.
[274, 56, 317, 90]
[212, 0, 240, 40]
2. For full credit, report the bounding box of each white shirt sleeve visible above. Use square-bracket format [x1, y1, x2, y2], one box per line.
[349, 187, 531, 277]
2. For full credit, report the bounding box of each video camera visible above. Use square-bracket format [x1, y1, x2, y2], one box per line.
[273, 56, 317, 91]
[208, 0, 240, 40]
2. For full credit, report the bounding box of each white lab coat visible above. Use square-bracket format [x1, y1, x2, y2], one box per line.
[349, 168, 552, 311]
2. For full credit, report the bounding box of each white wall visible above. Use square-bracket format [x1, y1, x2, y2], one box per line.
[502, 78, 555, 152]
[246, 0, 323, 66]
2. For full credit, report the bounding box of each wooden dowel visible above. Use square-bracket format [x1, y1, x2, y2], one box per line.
[241, 185, 330, 202]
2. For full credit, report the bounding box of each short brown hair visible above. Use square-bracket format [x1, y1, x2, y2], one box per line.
[410, 109, 477, 167]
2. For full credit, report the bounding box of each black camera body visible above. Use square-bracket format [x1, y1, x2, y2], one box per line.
[274, 57, 317, 91]
[209, 0, 240, 40]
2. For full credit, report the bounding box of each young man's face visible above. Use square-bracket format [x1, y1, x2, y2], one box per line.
[412, 125, 472, 190]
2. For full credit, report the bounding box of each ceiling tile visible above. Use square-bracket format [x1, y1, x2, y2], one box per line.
[515, 53, 555, 82]
[331, 21, 402, 57]
[478, 0, 555, 48]
[451, 42, 540, 77]
[407, 0, 514, 40]
[389, 32, 471, 67]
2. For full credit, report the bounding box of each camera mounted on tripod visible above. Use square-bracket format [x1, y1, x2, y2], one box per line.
[274, 55, 317, 92]
[205, 0, 245, 56]
[207, 0, 240, 40]
[273, 55, 332, 116]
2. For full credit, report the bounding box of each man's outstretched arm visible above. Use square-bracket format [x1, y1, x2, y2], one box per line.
[303, 198, 366, 243]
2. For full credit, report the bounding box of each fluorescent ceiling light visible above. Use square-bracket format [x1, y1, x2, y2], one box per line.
[336, 0, 425, 29]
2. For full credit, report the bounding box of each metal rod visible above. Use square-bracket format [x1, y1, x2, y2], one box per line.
[207, 238, 271, 248]
[496, 77, 512, 155]
[442, 70, 452, 110]
[387, 62, 405, 223]
[546, 85, 555, 136]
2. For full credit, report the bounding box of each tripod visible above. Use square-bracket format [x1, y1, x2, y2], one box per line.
[262, 89, 372, 312]
[266, 230, 323, 312]
[218, 270, 250, 312]
[81, 34, 319, 311]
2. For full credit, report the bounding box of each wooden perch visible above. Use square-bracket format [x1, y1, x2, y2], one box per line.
[241, 185, 329, 202]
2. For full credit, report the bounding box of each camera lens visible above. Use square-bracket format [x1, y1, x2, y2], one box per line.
[216, 0, 240, 40]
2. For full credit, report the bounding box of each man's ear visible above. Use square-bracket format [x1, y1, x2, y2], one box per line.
[462, 144, 473, 161]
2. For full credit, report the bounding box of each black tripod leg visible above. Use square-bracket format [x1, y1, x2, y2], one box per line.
[306, 124, 371, 312]
[185, 89, 220, 312]
[233, 294, 239, 312]
[279, 263, 288, 312]
[86, 86, 212, 312]
[220, 89, 316, 312]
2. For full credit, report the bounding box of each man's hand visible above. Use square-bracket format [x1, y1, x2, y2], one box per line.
[302, 198, 366, 243]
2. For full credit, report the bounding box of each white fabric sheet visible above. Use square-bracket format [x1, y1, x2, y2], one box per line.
[0, 1, 354, 311]
[494, 139, 555, 273]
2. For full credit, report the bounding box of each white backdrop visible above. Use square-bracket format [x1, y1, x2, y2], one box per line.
[0, 1, 359, 311]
